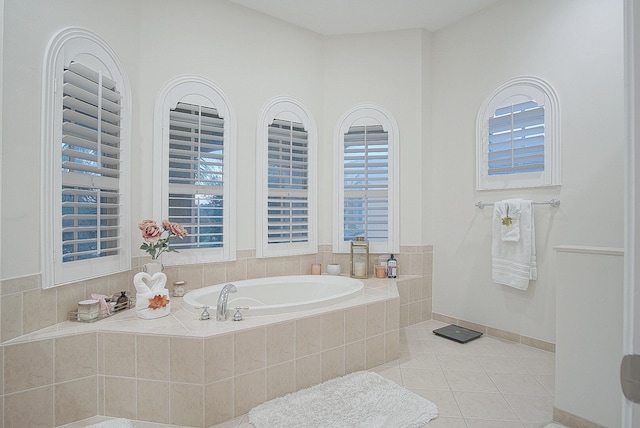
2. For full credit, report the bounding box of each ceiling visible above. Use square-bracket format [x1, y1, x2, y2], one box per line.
[228, 0, 501, 35]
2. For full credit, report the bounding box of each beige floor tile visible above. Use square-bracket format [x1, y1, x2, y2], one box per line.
[401, 367, 450, 389]
[465, 420, 525, 427]
[518, 355, 556, 376]
[505, 393, 555, 424]
[454, 391, 518, 421]
[409, 388, 462, 418]
[399, 351, 441, 369]
[489, 372, 550, 395]
[425, 416, 469, 427]
[437, 353, 483, 371]
[534, 373, 555, 395]
[444, 370, 498, 392]
[370, 364, 402, 384]
[477, 355, 529, 374]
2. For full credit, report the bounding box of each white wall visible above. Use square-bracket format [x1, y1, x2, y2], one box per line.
[135, 0, 325, 251]
[323, 30, 426, 246]
[0, 0, 326, 280]
[430, 0, 625, 344]
[555, 248, 624, 427]
[0, 1, 430, 281]
[1, 0, 142, 279]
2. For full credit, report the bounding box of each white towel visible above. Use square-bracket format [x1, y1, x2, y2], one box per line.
[495, 199, 522, 241]
[492, 199, 537, 290]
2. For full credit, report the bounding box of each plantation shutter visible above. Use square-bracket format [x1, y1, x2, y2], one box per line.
[168, 102, 224, 249]
[61, 61, 122, 262]
[488, 100, 544, 175]
[343, 124, 389, 242]
[267, 119, 309, 244]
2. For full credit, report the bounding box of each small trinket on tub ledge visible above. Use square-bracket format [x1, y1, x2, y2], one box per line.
[115, 291, 129, 311]
[173, 280, 186, 297]
[77, 299, 100, 321]
[387, 254, 397, 278]
[350, 237, 369, 278]
[311, 263, 321, 275]
[327, 264, 341, 275]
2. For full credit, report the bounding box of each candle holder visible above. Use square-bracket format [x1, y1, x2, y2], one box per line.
[350, 237, 369, 278]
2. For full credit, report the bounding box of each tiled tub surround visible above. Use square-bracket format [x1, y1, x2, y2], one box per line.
[0, 245, 433, 343]
[0, 277, 403, 428]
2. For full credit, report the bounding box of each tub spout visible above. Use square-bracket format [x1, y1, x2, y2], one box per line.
[217, 284, 237, 321]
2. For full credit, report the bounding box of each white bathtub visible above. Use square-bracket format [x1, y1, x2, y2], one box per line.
[182, 275, 364, 316]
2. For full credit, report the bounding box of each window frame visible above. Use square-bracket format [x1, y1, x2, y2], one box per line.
[41, 27, 131, 288]
[333, 104, 399, 255]
[153, 75, 236, 265]
[256, 96, 317, 258]
[476, 76, 561, 190]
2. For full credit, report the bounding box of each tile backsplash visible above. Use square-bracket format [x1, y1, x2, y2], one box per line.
[0, 245, 433, 343]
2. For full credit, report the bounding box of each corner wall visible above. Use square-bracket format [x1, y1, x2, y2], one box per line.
[430, 0, 624, 345]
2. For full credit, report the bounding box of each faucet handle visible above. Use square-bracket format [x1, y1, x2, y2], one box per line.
[232, 307, 249, 321]
[195, 305, 210, 320]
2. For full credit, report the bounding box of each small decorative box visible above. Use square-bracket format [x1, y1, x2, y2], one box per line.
[77, 299, 100, 321]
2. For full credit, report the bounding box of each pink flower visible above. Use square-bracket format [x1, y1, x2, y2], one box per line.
[138, 219, 156, 230]
[139, 218, 189, 260]
[139, 221, 162, 243]
[164, 221, 188, 238]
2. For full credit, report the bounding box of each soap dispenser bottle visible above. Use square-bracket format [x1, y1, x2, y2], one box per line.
[387, 254, 397, 278]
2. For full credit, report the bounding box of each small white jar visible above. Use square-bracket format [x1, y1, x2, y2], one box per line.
[173, 280, 186, 297]
[77, 299, 100, 321]
[327, 264, 341, 275]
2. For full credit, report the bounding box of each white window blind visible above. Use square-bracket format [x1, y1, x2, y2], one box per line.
[488, 100, 544, 176]
[343, 124, 389, 242]
[476, 76, 560, 190]
[168, 102, 224, 249]
[61, 61, 122, 262]
[267, 119, 309, 244]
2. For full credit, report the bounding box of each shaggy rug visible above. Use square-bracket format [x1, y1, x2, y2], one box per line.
[248, 371, 438, 428]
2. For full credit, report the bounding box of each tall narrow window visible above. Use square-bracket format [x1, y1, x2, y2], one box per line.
[343, 124, 389, 242]
[42, 28, 131, 288]
[334, 105, 399, 254]
[154, 77, 236, 264]
[256, 97, 317, 258]
[477, 76, 560, 190]
[61, 62, 122, 262]
[267, 119, 309, 245]
[168, 102, 224, 249]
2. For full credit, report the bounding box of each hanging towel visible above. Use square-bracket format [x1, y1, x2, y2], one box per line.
[494, 199, 522, 241]
[492, 199, 537, 290]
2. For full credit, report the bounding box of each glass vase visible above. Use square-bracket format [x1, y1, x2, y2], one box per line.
[143, 260, 164, 275]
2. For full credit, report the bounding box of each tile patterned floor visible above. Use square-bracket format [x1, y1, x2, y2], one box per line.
[61, 319, 557, 428]
[214, 319, 556, 428]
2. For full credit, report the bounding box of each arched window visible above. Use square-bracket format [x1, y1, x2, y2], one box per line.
[334, 104, 399, 254]
[42, 27, 131, 288]
[476, 76, 560, 190]
[154, 76, 236, 264]
[256, 97, 317, 258]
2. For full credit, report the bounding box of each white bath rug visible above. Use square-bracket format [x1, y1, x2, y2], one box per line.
[248, 371, 438, 428]
[84, 418, 133, 428]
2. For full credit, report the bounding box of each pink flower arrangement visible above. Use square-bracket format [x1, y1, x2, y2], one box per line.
[138, 219, 188, 260]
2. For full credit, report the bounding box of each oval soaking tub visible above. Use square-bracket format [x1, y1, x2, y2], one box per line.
[182, 275, 364, 316]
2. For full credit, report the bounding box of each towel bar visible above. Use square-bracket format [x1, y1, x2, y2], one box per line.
[475, 198, 560, 209]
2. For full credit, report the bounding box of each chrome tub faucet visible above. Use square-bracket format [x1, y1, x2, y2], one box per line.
[216, 283, 237, 321]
